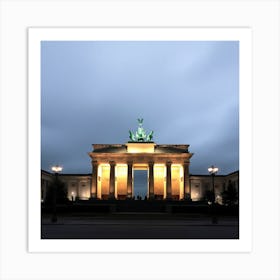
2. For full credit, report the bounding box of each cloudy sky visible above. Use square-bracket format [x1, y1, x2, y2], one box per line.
[41, 40, 239, 175]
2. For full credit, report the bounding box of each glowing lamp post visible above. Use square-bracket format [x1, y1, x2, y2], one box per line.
[208, 165, 219, 224]
[51, 165, 63, 223]
[52, 165, 63, 173]
[208, 165, 219, 203]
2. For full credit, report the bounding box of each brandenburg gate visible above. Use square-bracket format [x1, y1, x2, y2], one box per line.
[88, 119, 193, 200]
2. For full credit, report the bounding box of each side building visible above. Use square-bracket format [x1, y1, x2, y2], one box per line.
[41, 170, 91, 201]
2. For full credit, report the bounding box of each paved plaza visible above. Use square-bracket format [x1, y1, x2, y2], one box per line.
[41, 213, 239, 239]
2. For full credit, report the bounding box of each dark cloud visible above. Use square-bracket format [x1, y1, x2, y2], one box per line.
[41, 41, 239, 175]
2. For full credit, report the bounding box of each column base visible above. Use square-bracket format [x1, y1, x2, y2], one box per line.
[89, 193, 98, 200]
[108, 194, 116, 200]
[165, 194, 172, 201]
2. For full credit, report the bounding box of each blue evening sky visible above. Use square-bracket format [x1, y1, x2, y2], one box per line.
[41, 41, 239, 175]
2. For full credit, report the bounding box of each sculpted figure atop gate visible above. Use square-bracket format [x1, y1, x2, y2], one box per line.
[129, 118, 154, 142]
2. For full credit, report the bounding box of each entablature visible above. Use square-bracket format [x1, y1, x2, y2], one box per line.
[88, 152, 193, 165]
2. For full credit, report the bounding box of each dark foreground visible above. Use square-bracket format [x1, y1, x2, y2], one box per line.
[41, 201, 239, 239]
[41, 213, 239, 239]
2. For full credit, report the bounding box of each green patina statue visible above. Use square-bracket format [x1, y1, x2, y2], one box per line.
[129, 118, 154, 142]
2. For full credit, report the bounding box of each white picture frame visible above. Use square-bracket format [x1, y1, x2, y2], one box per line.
[0, 1, 279, 279]
[29, 27, 251, 253]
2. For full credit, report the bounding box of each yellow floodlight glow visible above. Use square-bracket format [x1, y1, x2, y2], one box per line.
[133, 163, 148, 170]
[154, 164, 166, 197]
[116, 164, 128, 196]
[126, 143, 155, 153]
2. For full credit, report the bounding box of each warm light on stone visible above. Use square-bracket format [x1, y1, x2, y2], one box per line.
[154, 164, 166, 199]
[98, 164, 110, 199]
[116, 165, 128, 198]
[171, 165, 183, 200]
[88, 136, 193, 200]
[126, 143, 156, 153]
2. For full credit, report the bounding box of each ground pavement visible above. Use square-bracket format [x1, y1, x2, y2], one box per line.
[41, 213, 239, 239]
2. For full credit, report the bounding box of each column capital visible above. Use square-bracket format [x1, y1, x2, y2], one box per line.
[148, 161, 154, 166]
[127, 161, 133, 166]
[91, 160, 98, 166]
[109, 161, 116, 166]
[166, 161, 172, 166]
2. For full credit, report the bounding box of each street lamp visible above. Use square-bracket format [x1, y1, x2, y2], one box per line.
[208, 165, 219, 224]
[52, 165, 63, 173]
[51, 165, 63, 222]
[208, 165, 219, 203]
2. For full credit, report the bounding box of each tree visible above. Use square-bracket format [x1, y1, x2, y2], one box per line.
[222, 181, 238, 206]
[204, 190, 215, 203]
[44, 178, 68, 205]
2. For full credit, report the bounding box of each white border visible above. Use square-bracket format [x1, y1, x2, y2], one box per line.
[28, 27, 252, 253]
[1, 1, 279, 279]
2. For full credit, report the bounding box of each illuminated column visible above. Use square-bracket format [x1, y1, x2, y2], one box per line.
[166, 161, 172, 199]
[109, 161, 116, 199]
[127, 161, 133, 198]
[183, 161, 191, 200]
[91, 160, 98, 199]
[148, 162, 154, 199]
